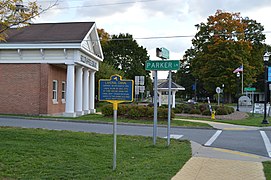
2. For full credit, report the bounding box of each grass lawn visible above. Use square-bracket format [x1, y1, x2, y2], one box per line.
[0, 127, 191, 179]
[263, 161, 271, 180]
[72, 114, 213, 128]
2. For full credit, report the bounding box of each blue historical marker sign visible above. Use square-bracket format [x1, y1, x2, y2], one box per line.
[99, 75, 134, 102]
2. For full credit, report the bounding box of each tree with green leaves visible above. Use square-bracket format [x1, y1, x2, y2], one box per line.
[101, 33, 152, 92]
[102, 33, 150, 79]
[183, 10, 266, 102]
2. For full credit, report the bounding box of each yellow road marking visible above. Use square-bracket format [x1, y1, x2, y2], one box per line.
[223, 128, 247, 131]
[212, 148, 260, 159]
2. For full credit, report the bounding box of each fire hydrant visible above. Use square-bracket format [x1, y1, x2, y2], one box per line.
[211, 111, 216, 120]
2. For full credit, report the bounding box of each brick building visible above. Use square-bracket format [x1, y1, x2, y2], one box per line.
[0, 22, 103, 117]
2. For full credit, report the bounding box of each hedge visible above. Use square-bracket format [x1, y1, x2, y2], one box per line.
[101, 103, 234, 119]
[101, 104, 175, 120]
[172, 103, 234, 116]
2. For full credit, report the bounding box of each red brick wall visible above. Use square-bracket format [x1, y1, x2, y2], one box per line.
[0, 64, 67, 115]
[47, 65, 67, 114]
[39, 64, 49, 114]
[0, 64, 42, 115]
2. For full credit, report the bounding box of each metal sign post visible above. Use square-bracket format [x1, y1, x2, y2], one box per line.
[99, 75, 134, 171]
[145, 47, 180, 146]
[153, 70, 158, 145]
[167, 70, 172, 146]
[113, 102, 118, 171]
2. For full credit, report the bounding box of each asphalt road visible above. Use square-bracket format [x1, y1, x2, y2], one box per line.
[0, 117, 270, 158]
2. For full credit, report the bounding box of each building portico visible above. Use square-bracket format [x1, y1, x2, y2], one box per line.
[65, 63, 97, 117]
[0, 22, 103, 117]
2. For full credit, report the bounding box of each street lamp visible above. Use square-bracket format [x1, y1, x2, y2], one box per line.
[262, 52, 270, 124]
[236, 72, 240, 111]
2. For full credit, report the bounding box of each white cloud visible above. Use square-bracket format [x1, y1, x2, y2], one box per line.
[34, 0, 271, 79]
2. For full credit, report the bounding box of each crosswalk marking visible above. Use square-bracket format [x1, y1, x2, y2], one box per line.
[204, 130, 222, 146]
[260, 131, 271, 157]
[164, 134, 183, 140]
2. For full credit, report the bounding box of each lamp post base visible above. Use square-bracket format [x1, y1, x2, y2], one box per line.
[261, 119, 269, 124]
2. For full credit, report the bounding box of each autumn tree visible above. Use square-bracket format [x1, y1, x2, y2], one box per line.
[183, 10, 266, 102]
[97, 28, 110, 46]
[0, 0, 57, 41]
[172, 56, 207, 100]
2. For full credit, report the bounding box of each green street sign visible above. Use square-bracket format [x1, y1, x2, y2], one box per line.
[145, 60, 180, 71]
[156, 47, 170, 59]
[244, 87, 256, 92]
[161, 47, 169, 59]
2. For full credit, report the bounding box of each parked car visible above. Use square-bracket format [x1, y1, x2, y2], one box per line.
[187, 99, 197, 104]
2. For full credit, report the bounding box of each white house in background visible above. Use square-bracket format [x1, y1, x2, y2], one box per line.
[0, 22, 103, 117]
[157, 79, 185, 108]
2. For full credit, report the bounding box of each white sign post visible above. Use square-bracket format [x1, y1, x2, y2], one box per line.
[216, 87, 221, 106]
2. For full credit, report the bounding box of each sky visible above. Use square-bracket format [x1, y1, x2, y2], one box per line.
[34, 0, 271, 79]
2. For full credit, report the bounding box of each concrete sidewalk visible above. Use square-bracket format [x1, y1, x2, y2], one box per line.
[172, 141, 270, 180]
[172, 119, 271, 179]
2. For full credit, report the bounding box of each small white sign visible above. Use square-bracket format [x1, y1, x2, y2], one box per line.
[139, 86, 145, 93]
[135, 86, 140, 95]
[139, 76, 145, 86]
[216, 87, 221, 94]
[254, 103, 270, 114]
[135, 76, 140, 86]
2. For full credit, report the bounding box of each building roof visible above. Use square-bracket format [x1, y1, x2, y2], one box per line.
[3, 22, 95, 43]
[158, 79, 185, 90]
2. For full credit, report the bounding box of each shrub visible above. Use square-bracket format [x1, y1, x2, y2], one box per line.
[183, 104, 194, 113]
[145, 107, 154, 118]
[157, 107, 175, 120]
[158, 107, 168, 120]
[199, 104, 208, 112]
[216, 107, 228, 115]
[102, 104, 175, 120]
[118, 104, 130, 116]
[160, 104, 168, 109]
[127, 106, 141, 119]
[227, 106, 235, 113]
[189, 109, 201, 114]
[101, 104, 113, 116]
[173, 104, 183, 113]
[202, 109, 211, 116]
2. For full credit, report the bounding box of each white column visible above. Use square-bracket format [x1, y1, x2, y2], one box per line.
[158, 91, 162, 106]
[75, 66, 83, 116]
[83, 69, 90, 114]
[172, 91, 176, 108]
[64, 64, 76, 117]
[89, 71, 96, 113]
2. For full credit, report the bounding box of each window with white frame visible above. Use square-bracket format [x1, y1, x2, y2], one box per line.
[52, 80, 58, 104]
[61, 81, 66, 103]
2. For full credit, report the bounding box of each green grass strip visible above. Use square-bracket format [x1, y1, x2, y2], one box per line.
[176, 114, 271, 127]
[0, 127, 191, 179]
[263, 161, 271, 180]
[75, 114, 212, 128]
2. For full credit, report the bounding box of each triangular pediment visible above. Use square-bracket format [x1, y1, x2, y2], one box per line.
[81, 23, 104, 61]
